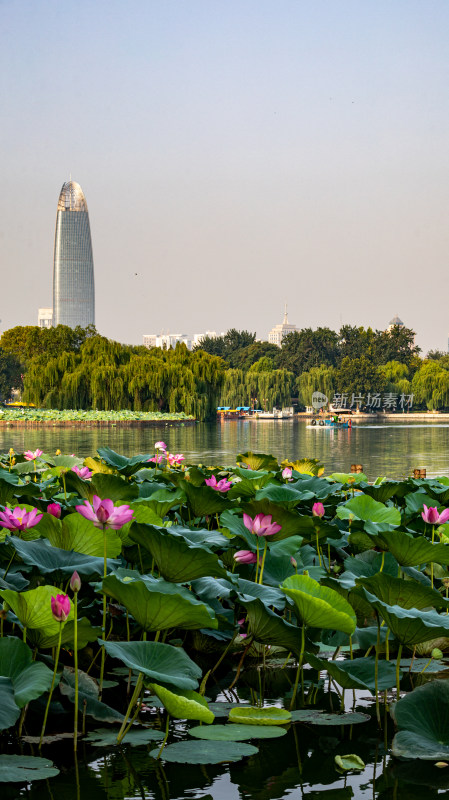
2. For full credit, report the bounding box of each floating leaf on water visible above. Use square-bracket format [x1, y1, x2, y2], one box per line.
[84, 727, 164, 746]
[207, 702, 250, 718]
[149, 740, 258, 764]
[335, 754, 365, 771]
[228, 706, 291, 726]
[189, 724, 286, 740]
[291, 710, 370, 726]
[0, 755, 59, 783]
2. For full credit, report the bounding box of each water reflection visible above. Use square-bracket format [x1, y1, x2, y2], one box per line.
[1, 420, 449, 479]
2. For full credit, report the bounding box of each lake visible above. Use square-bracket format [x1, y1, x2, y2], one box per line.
[2, 419, 449, 480]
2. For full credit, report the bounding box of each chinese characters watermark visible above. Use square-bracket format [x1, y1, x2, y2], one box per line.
[330, 392, 414, 410]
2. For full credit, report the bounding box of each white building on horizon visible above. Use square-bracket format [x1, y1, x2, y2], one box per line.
[386, 314, 404, 333]
[143, 333, 193, 350]
[267, 305, 298, 346]
[38, 308, 53, 328]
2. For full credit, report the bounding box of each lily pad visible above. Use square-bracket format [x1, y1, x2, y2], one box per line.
[290, 710, 370, 725]
[189, 724, 286, 740]
[392, 680, 449, 760]
[84, 727, 164, 746]
[335, 754, 365, 771]
[150, 740, 258, 763]
[0, 754, 59, 782]
[228, 706, 291, 726]
[207, 701, 250, 718]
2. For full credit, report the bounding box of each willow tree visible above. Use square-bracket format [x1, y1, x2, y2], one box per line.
[412, 360, 449, 410]
[296, 365, 336, 408]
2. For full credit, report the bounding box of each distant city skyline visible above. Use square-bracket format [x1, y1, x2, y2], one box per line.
[1, 2, 449, 354]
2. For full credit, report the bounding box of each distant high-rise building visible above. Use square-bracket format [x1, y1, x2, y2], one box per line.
[267, 304, 298, 346]
[52, 181, 95, 328]
[38, 308, 53, 328]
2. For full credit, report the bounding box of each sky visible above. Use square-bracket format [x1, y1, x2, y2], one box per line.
[1, 0, 449, 354]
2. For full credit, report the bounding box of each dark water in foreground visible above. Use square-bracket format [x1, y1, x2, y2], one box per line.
[1, 419, 449, 480]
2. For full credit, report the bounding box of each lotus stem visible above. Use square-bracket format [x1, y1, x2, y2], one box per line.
[255, 540, 260, 582]
[73, 593, 79, 752]
[39, 622, 63, 748]
[117, 672, 143, 743]
[374, 614, 381, 728]
[379, 551, 385, 572]
[99, 525, 108, 699]
[315, 528, 322, 567]
[431, 525, 435, 588]
[396, 643, 403, 697]
[258, 539, 268, 585]
[289, 624, 305, 711]
[155, 713, 170, 760]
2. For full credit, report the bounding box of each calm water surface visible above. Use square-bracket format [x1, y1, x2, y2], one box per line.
[2, 419, 449, 480]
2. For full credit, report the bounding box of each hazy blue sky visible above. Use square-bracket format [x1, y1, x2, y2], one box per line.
[1, 1, 448, 353]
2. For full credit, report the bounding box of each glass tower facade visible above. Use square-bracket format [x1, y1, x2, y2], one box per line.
[53, 181, 95, 328]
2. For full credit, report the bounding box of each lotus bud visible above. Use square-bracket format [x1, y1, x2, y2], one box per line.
[70, 571, 81, 593]
[290, 556, 297, 568]
[312, 502, 325, 518]
[47, 503, 62, 519]
[8, 448, 14, 457]
[51, 594, 71, 623]
[436, 762, 449, 768]
[432, 648, 443, 659]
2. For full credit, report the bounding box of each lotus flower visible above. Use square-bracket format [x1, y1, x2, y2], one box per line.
[243, 513, 282, 537]
[24, 449, 43, 461]
[282, 467, 293, 480]
[51, 594, 71, 623]
[76, 496, 134, 529]
[312, 502, 325, 518]
[70, 571, 81, 593]
[234, 549, 258, 564]
[47, 503, 62, 519]
[155, 441, 167, 451]
[0, 506, 43, 531]
[422, 505, 449, 525]
[148, 454, 164, 464]
[205, 475, 232, 492]
[72, 465, 93, 480]
[168, 453, 185, 467]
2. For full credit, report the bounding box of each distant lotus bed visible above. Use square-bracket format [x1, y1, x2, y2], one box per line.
[0, 409, 195, 424]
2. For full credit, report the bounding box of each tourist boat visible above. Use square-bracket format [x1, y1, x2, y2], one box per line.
[252, 407, 294, 420]
[217, 407, 251, 419]
[310, 413, 352, 429]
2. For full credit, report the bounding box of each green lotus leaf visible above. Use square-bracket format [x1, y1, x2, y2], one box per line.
[149, 740, 258, 764]
[129, 523, 227, 582]
[234, 578, 286, 610]
[228, 474, 274, 500]
[360, 481, 400, 504]
[101, 574, 217, 632]
[392, 681, 449, 760]
[375, 531, 449, 567]
[228, 706, 291, 726]
[101, 640, 201, 690]
[239, 597, 303, 656]
[40, 618, 101, 650]
[90, 473, 139, 502]
[59, 682, 124, 724]
[206, 702, 251, 717]
[0, 678, 21, 731]
[97, 447, 153, 477]
[237, 452, 278, 471]
[254, 484, 314, 509]
[138, 487, 185, 517]
[189, 724, 286, 740]
[306, 653, 399, 693]
[291, 710, 370, 725]
[0, 638, 53, 710]
[0, 755, 59, 782]
[37, 512, 122, 558]
[180, 481, 231, 517]
[327, 472, 367, 485]
[84, 727, 164, 746]
[281, 574, 356, 635]
[0, 585, 74, 640]
[149, 683, 214, 722]
[354, 572, 449, 610]
[337, 495, 400, 527]
[6, 536, 119, 580]
[361, 590, 449, 646]
[335, 754, 365, 771]
[167, 525, 229, 549]
[399, 658, 448, 673]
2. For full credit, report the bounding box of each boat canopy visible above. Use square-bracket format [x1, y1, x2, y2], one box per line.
[235, 407, 250, 411]
[217, 407, 231, 411]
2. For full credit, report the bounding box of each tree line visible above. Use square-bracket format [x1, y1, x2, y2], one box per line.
[0, 323, 448, 417]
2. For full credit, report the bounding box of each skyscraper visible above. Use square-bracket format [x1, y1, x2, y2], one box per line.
[52, 181, 95, 328]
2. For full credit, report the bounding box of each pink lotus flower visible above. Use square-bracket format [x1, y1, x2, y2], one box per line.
[155, 441, 167, 451]
[234, 549, 258, 564]
[282, 467, 293, 480]
[70, 571, 81, 593]
[243, 513, 282, 537]
[422, 504, 449, 525]
[312, 502, 325, 518]
[51, 594, 71, 623]
[47, 503, 62, 519]
[71, 465, 93, 480]
[24, 449, 43, 461]
[76, 496, 134, 530]
[148, 454, 164, 464]
[168, 453, 185, 467]
[237, 617, 248, 638]
[0, 506, 43, 531]
[205, 475, 232, 492]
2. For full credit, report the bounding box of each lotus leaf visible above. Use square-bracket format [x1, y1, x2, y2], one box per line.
[290, 710, 369, 725]
[361, 590, 449, 645]
[306, 653, 399, 692]
[38, 512, 122, 558]
[0, 755, 59, 782]
[101, 574, 218, 632]
[180, 481, 231, 516]
[84, 727, 164, 746]
[6, 536, 120, 579]
[0, 678, 21, 731]
[239, 598, 304, 656]
[335, 754, 365, 771]
[0, 586, 74, 641]
[101, 640, 202, 690]
[376, 531, 449, 567]
[281, 574, 356, 635]
[149, 740, 258, 763]
[149, 683, 214, 722]
[0, 638, 53, 710]
[392, 681, 449, 760]
[129, 523, 227, 582]
[354, 573, 449, 610]
[228, 706, 291, 725]
[337, 495, 400, 527]
[97, 447, 153, 477]
[237, 452, 278, 471]
[254, 484, 314, 509]
[189, 724, 286, 740]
